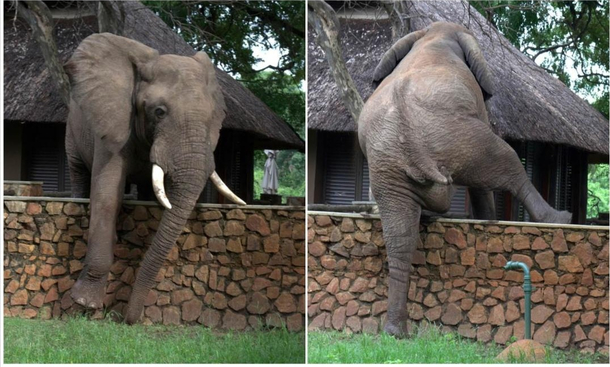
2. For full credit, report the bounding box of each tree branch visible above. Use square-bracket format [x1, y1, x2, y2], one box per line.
[252, 60, 296, 74]
[241, 3, 305, 39]
[531, 41, 576, 61]
[529, 4, 593, 62]
[308, 0, 363, 123]
[577, 71, 610, 82]
[16, 0, 70, 106]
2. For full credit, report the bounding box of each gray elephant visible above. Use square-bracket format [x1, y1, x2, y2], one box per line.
[64, 33, 245, 324]
[357, 22, 571, 336]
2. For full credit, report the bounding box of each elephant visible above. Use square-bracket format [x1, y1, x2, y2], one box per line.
[63, 33, 246, 324]
[357, 21, 572, 336]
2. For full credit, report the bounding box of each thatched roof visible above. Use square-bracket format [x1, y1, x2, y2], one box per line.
[308, 1, 608, 155]
[4, 1, 303, 151]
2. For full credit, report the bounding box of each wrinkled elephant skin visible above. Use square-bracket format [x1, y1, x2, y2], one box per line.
[357, 22, 571, 337]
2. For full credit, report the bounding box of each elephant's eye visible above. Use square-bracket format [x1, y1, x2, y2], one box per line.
[154, 106, 167, 119]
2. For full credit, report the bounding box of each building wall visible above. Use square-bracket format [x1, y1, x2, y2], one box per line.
[4, 182, 43, 196]
[4, 198, 306, 331]
[4, 122, 23, 180]
[308, 212, 609, 353]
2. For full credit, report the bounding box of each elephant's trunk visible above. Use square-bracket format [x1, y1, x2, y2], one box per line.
[124, 168, 205, 324]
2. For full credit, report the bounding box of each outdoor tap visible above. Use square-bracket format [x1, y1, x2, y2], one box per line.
[504, 261, 533, 339]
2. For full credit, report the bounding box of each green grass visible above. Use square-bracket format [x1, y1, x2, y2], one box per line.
[308, 325, 608, 364]
[4, 316, 305, 364]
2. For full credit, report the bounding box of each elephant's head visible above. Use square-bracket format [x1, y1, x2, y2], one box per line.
[64, 33, 244, 322]
[65, 33, 244, 208]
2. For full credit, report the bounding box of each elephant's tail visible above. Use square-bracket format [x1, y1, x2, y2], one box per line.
[405, 159, 452, 186]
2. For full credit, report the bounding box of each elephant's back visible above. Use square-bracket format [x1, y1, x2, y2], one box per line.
[392, 65, 486, 125]
[395, 43, 488, 121]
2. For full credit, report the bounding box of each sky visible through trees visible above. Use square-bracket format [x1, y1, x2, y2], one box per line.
[471, 1, 608, 107]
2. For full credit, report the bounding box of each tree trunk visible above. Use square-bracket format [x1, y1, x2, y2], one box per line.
[97, 1, 125, 35]
[308, 0, 363, 123]
[16, 0, 70, 106]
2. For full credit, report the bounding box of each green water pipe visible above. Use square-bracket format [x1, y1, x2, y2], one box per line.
[504, 261, 532, 339]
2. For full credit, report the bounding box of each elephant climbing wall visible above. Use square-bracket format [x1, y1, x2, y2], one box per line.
[308, 212, 609, 354]
[4, 198, 305, 331]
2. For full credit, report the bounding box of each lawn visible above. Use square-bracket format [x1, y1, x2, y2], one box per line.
[308, 325, 608, 364]
[4, 316, 305, 364]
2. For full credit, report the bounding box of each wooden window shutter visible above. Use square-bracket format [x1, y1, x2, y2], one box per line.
[323, 132, 356, 205]
[361, 157, 371, 201]
[25, 124, 70, 193]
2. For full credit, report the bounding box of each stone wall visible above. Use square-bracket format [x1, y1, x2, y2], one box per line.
[4, 197, 305, 331]
[4, 181, 43, 197]
[308, 212, 609, 353]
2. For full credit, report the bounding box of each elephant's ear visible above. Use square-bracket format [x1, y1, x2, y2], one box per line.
[372, 29, 427, 88]
[193, 52, 226, 120]
[64, 33, 159, 153]
[456, 32, 494, 100]
[192, 52, 226, 148]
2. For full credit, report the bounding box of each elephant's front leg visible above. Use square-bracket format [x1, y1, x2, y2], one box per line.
[371, 173, 422, 337]
[70, 149, 127, 309]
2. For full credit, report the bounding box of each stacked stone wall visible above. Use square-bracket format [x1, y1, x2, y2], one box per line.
[4, 198, 305, 331]
[4, 181, 43, 197]
[308, 213, 609, 353]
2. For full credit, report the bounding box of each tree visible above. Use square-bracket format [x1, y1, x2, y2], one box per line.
[308, 0, 363, 122]
[143, 1, 304, 83]
[470, 1, 609, 107]
[13, 0, 127, 105]
[588, 164, 609, 218]
[15, 0, 71, 105]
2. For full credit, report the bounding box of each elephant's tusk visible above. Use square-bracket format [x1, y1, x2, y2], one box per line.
[210, 171, 247, 206]
[152, 164, 172, 210]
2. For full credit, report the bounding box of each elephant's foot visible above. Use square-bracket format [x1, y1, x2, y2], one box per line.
[70, 277, 106, 309]
[383, 320, 410, 338]
[552, 210, 573, 224]
[537, 209, 572, 224]
[122, 303, 144, 325]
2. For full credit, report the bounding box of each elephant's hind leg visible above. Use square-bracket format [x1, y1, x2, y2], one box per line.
[70, 149, 127, 309]
[468, 188, 496, 220]
[370, 171, 422, 337]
